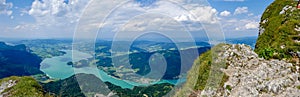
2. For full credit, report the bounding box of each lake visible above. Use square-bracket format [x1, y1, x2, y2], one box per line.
[40, 50, 185, 89]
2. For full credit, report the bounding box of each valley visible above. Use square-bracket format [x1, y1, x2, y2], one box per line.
[0, 37, 257, 97]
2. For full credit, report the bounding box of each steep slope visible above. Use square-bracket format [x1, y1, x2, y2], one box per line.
[42, 73, 174, 97]
[176, 1, 300, 96]
[175, 44, 300, 97]
[0, 42, 43, 79]
[42, 73, 112, 97]
[105, 82, 173, 97]
[0, 76, 51, 97]
[255, 0, 300, 61]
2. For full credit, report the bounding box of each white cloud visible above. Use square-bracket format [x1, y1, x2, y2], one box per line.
[188, 6, 218, 24]
[220, 14, 260, 32]
[248, 13, 254, 16]
[234, 7, 248, 15]
[245, 21, 259, 29]
[174, 6, 218, 24]
[79, 0, 220, 33]
[0, 0, 13, 16]
[10, 0, 222, 39]
[220, 10, 231, 16]
[68, 0, 224, 40]
[14, 25, 21, 30]
[14, 0, 91, 37]
[28, 0, 90, 23]
[2, 0, 93, 39]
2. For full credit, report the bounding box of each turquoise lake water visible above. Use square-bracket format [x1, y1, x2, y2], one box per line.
[40, 50, 185, 89]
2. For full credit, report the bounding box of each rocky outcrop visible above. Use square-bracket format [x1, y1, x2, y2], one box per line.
[0, 76, 48, 97]
[0, 80, 16, 97]
[199, 44, 300, 97]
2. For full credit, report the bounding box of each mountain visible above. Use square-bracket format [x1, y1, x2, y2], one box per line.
[95, 46, 211, 80]
[18, 40, 71, 59]
[105, 82, 173, 97]
[226, 36, 257, 48]
[176, 1, 300, 96]
[41, 73, 113, 97]
[0, 42, 27, 51]
[0, 42, 43, 79]
[175, 44, 300, 97]
[255, 0, 300, 61]
[0, 76, 51, 97]
[42, 73, 174, 97]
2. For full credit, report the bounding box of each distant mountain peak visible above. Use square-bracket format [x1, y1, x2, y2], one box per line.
[0, 42, 27, 51]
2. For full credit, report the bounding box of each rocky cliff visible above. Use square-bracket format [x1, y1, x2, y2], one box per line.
[221, 44, 300, 97]
[175, 44, 300, 97]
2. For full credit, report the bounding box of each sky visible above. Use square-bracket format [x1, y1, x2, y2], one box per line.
[0, 0, 274, 40]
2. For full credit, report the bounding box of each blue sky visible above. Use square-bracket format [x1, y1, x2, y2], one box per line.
[0, 0, 274, 40]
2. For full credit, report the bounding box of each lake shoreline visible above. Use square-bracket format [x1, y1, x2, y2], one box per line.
[40, 50, 185, 89]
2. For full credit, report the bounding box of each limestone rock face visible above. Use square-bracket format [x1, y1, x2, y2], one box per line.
[199, 44, 300, 97]
[0, 80, 16, 97]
